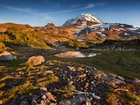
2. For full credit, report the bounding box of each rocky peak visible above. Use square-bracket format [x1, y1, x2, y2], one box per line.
[63, 14, 103, 26]
[45, 23, 56, 30]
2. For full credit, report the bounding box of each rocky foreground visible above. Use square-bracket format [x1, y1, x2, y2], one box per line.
[0, 54, 140, 105]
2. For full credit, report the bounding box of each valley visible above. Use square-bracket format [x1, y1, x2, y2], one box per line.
[0, 14, 140, 105]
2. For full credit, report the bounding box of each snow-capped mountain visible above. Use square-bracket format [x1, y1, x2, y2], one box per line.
[63, 14, 103, 26]
[35, 13, 140, 43]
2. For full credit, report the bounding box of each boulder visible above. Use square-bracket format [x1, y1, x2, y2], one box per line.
[0, 51, 16, 61]
[0, 100, 3, 105]
[26, 55, 45, 66]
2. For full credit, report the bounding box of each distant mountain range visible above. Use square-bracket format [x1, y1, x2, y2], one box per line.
[62, 14, 140, 41]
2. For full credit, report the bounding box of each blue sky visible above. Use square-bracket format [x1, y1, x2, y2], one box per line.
[0, 0, 140, 26]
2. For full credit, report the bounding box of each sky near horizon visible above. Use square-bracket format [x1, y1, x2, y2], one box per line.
[0, 0, 140, 26]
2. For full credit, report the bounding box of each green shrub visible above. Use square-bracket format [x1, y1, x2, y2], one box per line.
[67, 39, 88, 49]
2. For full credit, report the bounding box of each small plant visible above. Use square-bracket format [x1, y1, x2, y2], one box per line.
[0, 75, 13, 82]
[106, 93, 119, 105]
[57, 85, 76, 99]
[0, 83, 5, 89]
[36, 76, 59, 87]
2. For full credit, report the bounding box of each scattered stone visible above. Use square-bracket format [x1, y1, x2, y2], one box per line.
[26, 55, 45, 66]
[46, 70, 54, 74]
[67, 81, 73, 86]
[42, 95, 46, 100]
[31, 100, 37, 105]
[77, 74, 86, 78]
[39, 87, 47, 93]
[20, 95, 26, 100]
[133, 78, 140, 84]
[67, 66, 75, 71]
[0, 51, 16, 61]
[45, 60, 52, 65]
[0, 100, 3, 105]
[45, 92, 56, 102]
[20, 98, 28, 105]
[84, 82, 89, 89]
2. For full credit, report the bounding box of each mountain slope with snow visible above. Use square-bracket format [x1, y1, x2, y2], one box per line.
[63, 14, 103, 26]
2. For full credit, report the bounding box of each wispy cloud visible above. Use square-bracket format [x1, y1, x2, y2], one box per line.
[84, 3, 107, 9]
[42, 0, 60, 7]
[2, 5, 36, 14]
[48, 2, 107, 14]
[2, 5, 55, 20]
[72, 4, 80, 8]
[96, 3, 107, 6]
[84, 4, 95, 9]
[42, 0, 49, 4]
[57, 3, 60, 7]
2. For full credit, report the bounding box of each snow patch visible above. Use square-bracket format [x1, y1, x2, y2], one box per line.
[128, 27, 139, 31]
[120, 25, 124, 27]
[124, 32, 129, 35]
[113, 28, 126, 31]
[90, 23, 116, 30]
[97, 32, 106, 37]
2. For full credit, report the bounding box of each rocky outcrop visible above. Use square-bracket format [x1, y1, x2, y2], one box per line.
[45, 23, 56, 30]
[2, 60, 140, 105]
[0, 51, 16, 61]
[26, 55, 45, 66]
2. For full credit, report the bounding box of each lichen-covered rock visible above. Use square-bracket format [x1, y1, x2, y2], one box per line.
[0, 51, 16, 61]
[26, 55, 45, 66]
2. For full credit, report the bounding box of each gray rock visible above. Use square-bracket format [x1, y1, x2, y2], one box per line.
[9, 99, 16, 105]
[0, 51, 16, 61]
[31, 100, 38, 105]
[133, 78, 140, 84]
[20, 95, 26, 100]
[20, 98, 28, 105]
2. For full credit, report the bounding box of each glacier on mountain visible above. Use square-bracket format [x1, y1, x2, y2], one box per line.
[63, 14, 103, 26]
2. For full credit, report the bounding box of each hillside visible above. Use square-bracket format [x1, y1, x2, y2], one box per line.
[0, 14, 140, 50]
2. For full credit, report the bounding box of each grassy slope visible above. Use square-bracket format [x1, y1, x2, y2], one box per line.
[50, 50, 140, 79]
